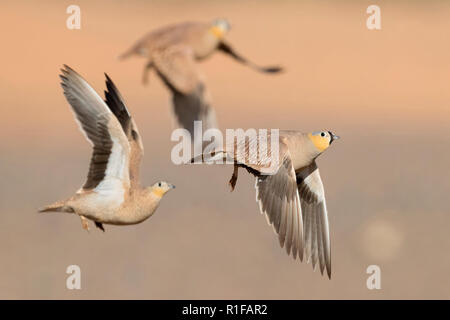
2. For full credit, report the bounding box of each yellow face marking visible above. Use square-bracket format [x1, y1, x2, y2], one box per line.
[210, 26, 225, 39]
[308, 133, 329, 152]
[152, 187, 165, 198]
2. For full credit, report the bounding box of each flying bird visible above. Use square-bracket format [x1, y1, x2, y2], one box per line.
[39, 65, 175, 232]
[191, 130, 339, 278]
[119, 19, 283, 139]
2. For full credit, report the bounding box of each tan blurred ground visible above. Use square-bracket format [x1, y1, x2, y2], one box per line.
[0, 0, 449, 299]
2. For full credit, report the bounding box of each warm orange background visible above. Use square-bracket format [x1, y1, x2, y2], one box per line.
[0, 0, 449, 299]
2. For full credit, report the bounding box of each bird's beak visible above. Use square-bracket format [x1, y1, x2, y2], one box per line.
[329, 131, 340, 144]
[170, 184, 176, 189]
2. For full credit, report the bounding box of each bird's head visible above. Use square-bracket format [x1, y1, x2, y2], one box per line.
[210, 18, 231, 39]
[148, 181, 176, 198]
[308, 130, 340, 153]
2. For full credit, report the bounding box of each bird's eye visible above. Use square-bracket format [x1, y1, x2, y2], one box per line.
[158, 182, 162, 187]
[321, 132, 326, 137]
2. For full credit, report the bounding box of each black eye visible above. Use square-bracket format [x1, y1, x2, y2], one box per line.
[321, 132, 325, 137]
[158, 182, 162, 187]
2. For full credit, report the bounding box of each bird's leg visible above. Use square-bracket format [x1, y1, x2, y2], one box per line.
[95, 222, 105, 232]
[80, 215, 90, 232]
[229, 164, 239, 192]
[142, 61, 153, 85]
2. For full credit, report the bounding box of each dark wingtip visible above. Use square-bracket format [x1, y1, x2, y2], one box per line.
[262, 66, 284, 73]
[61, 64, 77, 74]
[104, 73, 116, 89]
[104, 73, 122, 101]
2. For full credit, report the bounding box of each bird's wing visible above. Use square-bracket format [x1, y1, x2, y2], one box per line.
[296, 161, 331, 278]
[217, 41, 283, 74]
[59, 65, 131, 194]
[104, 74, 144, 188]
[255, 152, 304, 260]
[152, 46, 218, 136]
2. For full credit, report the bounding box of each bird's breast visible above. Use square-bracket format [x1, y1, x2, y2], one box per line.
[191, 33, 220, 59]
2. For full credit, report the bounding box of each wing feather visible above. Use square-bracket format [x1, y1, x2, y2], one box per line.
[255, 154, 304, 260]
[153, 46, 218, 138]
[296, 161, 331, 278]
[59, 65, 130, 193]
[103, 74, 143, 187]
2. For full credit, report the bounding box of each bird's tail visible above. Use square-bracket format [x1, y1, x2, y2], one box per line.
[38, 200, 68, 213]
[118, 47, 137, 61]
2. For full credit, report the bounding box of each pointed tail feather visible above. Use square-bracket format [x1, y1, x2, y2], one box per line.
[118, 47, 136, 61]
[38, 201, 70, 213]
[188, 151, 233, 164]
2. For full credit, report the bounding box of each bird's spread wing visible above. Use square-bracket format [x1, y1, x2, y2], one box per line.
[152, 46, 217, 136]
[255, 152, 304, 260]
[60, 65, 131, 195]
[296, 162, 331, 278]
[104, 74, 131, 134]
[104, 74, 144, 188]
[171, 85, 217, 139]
[218, 41, 283, 74]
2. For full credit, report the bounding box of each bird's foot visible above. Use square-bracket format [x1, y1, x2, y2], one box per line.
[142, 73, 149, 85]
[95, 222, 105, 232]
[228, 165, 238, 192]
[80, 215, 90, 232]
[142, 62, 153, 85]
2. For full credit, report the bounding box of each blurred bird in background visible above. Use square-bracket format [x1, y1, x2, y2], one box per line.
[119, 18, 283, 139]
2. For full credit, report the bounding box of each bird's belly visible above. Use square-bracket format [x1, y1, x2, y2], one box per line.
[192, 38, 219, 59]
[194, 49, 214, 60]
[106, 198, 161, 225]
[70, 191, 123, 222]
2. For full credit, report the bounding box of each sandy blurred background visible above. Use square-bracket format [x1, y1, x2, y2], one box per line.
[0, 0, 449, 299]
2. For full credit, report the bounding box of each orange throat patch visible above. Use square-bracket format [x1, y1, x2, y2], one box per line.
[210, 26, 225, 39]
[308, 133, 329, 152]
[151, 188, 165, 198]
